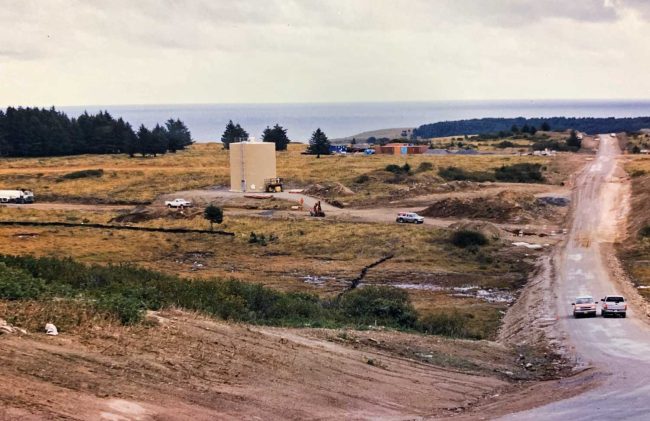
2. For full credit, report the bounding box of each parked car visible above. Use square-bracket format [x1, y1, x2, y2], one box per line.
[572, 296, 597, 318]
[396, 212, 424, 224]
[165, 198, 193, 208]
[0, 189, 34, 204]
[601, 295, 627, 318]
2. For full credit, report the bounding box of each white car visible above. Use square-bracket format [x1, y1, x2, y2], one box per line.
[396, 212, 424, 224]
[572, 296, 597, 318]
[165, 198, 193, 208]
[601, 295, 627, 318]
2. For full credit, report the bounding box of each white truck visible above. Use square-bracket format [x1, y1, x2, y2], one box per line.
[0, 189, 34, 204]
[165, 198, 192, 208]
[601, 295, 627, 318]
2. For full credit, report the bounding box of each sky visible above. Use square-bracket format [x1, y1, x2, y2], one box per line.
[1, 0, 650, 106]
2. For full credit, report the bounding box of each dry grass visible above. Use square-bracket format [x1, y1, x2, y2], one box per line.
[0, 143, 570, 205]
[0, 205, 534, 339]
[620, 156, 650, 300]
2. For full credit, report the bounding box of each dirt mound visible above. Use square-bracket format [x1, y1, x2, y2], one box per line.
[303, 182, 355, 197]
[111, 206, 202, 223]
[449, 221, 505, 239]
[420, 191, 561, 224]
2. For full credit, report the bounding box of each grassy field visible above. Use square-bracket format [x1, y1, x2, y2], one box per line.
[0, 206, 535, 339]
[0, 143, 571, 205]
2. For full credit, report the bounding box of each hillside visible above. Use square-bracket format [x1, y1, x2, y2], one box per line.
[414, 116, 650, 138]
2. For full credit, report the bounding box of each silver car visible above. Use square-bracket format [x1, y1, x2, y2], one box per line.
[396, 212, 424, 224]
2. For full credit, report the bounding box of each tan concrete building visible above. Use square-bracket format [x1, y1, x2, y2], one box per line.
[229, 141, 277, 192]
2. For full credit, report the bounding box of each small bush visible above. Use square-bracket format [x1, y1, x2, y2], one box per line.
[0, 263, 46, 300]
[495, 163, 544, 183]
[339, 286, 418, 328]
[416, 162, 433, 172]
[631, 170, 646, 178]
[450, 230, 488, 248]
[418, 312, 471, 338]
[96, 294, 144, 325]
[439, 166, 495, 182]
[496, 140, 515, 148]
[59, 169, 104, 180]
[385, 163, 412, 175]
[354, 174, 370, 184]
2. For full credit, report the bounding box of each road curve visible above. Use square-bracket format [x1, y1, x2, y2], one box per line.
[505, 135, 650, 420]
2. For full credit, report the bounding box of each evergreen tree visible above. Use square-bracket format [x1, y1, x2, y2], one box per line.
[165, 119, 193, 152]
[521, 124, 531, 134]
[150, 124, 169, 156]
[541, 121, 551, 131]
[511, 124, 519, 134]
[566, 130, 581, 151]
[136, 125, 151, 157]
[203, 204, 224, 231]
[307, 128, 331, 157]
[261, 123, 290, 151]
[221, 120, 248, 150]
[529, 125, 538, 135]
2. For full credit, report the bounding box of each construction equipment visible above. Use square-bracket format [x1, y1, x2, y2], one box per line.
[310, 201, 325, 217]
[264, 177, 283, 193]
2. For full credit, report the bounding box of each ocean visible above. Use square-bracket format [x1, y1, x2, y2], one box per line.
[59, 100, 650, 142]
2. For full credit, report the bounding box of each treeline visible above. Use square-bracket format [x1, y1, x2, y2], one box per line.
[0, 107, 192, 157]
[413, 116, 650, 138]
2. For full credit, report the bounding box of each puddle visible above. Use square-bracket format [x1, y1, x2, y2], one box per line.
[376, 283, 515, 303]
[301, 275, 336, 286]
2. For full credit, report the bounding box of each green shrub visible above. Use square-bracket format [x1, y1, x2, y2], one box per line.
[354, 174, 370, 184]
[0, 263, 46, 300]
[339, 286, 418, 328]
[418, 312, 471, 338]
[96, 294, 144, 325]
[494, 163, 544, 183]
[450, 230, 488, 248]
[416, 162, 433, 172]
[385, 163, 411, 175]
[438, 166, 495, 182]
[496, 140, 515, 148]
[59, 169, 104, 180]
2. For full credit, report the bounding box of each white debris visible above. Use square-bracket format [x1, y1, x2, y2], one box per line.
[0, 319, 27, 335]
[45, 323, 58, 336]
[512, 242, 544, 250]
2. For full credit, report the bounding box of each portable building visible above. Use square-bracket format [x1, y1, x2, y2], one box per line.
[375, 143, 428, 155]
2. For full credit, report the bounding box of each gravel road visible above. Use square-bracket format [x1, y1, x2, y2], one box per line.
[505, 135, 650, 420]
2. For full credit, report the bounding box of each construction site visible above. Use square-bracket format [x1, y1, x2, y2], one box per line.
[3, 126, 638, 420]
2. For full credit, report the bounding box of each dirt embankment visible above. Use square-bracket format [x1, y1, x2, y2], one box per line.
[0, 309, 566, 420]
[419, 191, 568, 224]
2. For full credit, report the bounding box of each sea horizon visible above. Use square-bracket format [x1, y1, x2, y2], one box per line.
[46, 99, 650, 142]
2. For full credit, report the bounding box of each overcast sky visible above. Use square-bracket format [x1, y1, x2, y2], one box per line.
[1, 0, 650, 106]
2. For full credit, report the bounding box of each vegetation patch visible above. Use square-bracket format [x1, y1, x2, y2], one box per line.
[438, 166, 495, 182]
[58, 168, 104, 181]
[0, 254, 483, 339]
[495, 163, 544, 183]
[450, 230, 489, 248]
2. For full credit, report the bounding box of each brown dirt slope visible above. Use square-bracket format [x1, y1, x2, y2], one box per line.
[0, 309, 567, 420]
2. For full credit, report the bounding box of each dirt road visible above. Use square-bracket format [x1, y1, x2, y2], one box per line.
[504, 135, 650, 420]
